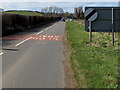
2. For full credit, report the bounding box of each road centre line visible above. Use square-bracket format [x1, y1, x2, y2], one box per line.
[36, 22, 57, 35]
[45, 28, 48, 30]
[36, 31, 44, 35]
[15, 37, 32, 47]
[0, 52, 4, 55]
[15, 22, 58, 47]
[44, 23, 57, 31]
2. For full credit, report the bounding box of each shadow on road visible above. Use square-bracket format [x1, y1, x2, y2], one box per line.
[2, 48, 19, 51]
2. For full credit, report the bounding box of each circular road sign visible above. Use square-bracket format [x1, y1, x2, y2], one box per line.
[85, 8, 98, 21]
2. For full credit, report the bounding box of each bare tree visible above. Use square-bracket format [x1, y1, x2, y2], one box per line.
[41, 6, 64, 16]
[74, 6, 84, 19]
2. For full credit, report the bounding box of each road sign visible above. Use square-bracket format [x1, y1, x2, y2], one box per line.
[85, 7, 120, 32]
[85, 8, 98, 41]
[85, 7, 120, 46]
[85, 8, 98, 21]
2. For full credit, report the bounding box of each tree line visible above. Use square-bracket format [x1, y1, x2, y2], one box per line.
[74, 6, 84, 19]
[41, 6, 64, 16]
[41, 6, 84, 19]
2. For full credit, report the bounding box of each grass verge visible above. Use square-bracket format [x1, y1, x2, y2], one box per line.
[66, 20, 119, 88]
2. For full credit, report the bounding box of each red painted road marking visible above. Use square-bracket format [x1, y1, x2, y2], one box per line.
[1, 35, 62, 41]
[31, 35, 62, 41]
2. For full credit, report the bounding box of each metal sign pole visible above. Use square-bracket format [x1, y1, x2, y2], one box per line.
[85, 8, 97, 42]
[112, 8, 114, 46]
[89, 21, 92, 42]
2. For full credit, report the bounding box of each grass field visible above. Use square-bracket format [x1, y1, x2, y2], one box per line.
[66, 20, 119, 88]
[4, 11, 44, 16]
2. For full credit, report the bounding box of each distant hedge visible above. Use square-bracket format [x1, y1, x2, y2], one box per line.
[2, 13, 61, 36]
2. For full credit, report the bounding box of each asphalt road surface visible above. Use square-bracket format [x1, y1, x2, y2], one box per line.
[1, 21, 66, 88]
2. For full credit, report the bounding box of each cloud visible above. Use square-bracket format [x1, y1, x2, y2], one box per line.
[1, 2, 83, 13]
[85, 2, 118, 7]
[1, 1, 118, 13]
[1, 0, 119, 2]
[84, 0, 119, 2]
[0, 0, 82, 2]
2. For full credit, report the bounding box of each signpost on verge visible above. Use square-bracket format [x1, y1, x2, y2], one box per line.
[112, 8, 114, 46]
[85, 8, 98, 42]
[85, 7, 120, 46]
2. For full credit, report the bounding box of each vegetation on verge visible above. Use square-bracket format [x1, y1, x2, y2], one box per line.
[66, 20, 119, 88]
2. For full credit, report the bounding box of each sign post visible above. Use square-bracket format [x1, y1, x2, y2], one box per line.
[112, 8, 114, 46]
[85, 7, 120, 46]
[89, 21, 92, 42]
[85, 8, 98, 42]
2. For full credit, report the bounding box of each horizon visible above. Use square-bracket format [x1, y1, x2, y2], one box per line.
[0, 1, 119, 13]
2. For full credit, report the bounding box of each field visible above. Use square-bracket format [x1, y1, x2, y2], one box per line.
[66, 20, 119, 88]
[4, 11, 44, 16]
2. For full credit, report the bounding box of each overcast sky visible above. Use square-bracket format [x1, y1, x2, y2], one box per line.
[0, 0, 119, 13]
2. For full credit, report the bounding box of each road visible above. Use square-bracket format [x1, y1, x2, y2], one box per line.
[1, 21, 66, 88]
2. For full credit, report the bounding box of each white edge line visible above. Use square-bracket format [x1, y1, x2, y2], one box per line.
[15, 37, 31, 47]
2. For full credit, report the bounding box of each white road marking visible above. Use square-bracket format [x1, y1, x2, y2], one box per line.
[36, 22, 57, 35]
[54, 23, 57, 26]
[43, 38, 45, 40]
[44, 28, 49, 31]
[44, 23, 57, 31]
[0, 52, 4, 55]
[49, 26, 53, 28]
[15, 37, 32, 47]
[15, 22, 58, 46]
[43, 35, 47, 38]
[36, 31, 44, 35]
[39, 35, 42, 37]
